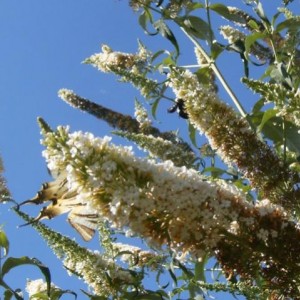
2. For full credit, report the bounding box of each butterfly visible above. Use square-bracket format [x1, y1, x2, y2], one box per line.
[17, 172, 99, 241]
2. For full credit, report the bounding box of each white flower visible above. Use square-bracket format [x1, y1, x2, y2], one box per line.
[26, 279, 58, 298]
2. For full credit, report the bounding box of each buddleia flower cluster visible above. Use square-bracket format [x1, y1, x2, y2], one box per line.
[219, 25, 272, 62]
[111, 242, 166, 270]
[84, 44, 161, 99]
[115, 131, 197, 168]
[134, 99, 152, 131]
[129, 0, 195, 18]
[25, 124, 300, 295]
[25, 279, 60, 299]
[167, 67, 300, 210]
[16, 209, 138, 297]
[242, 77, 300, 131]
[41, 126, 251, 258]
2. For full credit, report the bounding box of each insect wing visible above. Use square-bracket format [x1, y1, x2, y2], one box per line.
[67, 206, 98, 241]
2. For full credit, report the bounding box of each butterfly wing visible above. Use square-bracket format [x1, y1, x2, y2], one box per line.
[19, 171, 99, 241]
[67, 206, 99, 241]
[17, 172, 68, 207]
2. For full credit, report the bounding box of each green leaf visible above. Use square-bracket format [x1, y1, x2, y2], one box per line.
[182, 16, 212, 41]
[151, 49, 169, 64]
[176, 260, 194, 279]
[251, 98, 266, 114]
[162, 55, 176, 66]
[81, 289, 107, 300]
[168, 259, 178, 286]
[255, 2, 270, 26]
[209, 3, 246, 23]
[0, 281, 23, 300]
[203, 166, 226, 177]
[138, 9, 157, 36]
[2, 257, 51, 297]
[195, 67, 213, 85]
[151, 98, 161, 119]
[244, 32, 266, 60]
[211, 42, 224, 60]
[247, 19, 261, 31]
[31, 289, 77, 300]
[30, 293, 49, 300]
[250, 113, 300, 154]
[186, 3, 204, 14]
[194, 254, 209, 282]
[256, 108, 278, 133]
[270, 63, 293, 89]
[275, 18, 300, 33]
[131, 293, 167, 300]
[0, 231, 9, 257]
[153, 20, 179, 56]
[271, 12, 282, 28]
[50, 289, 77, 300]
[3, 290, 13, 300]
[188, 122, 197, 147]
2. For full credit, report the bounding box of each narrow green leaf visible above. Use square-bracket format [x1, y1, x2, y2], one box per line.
[0, 279, 23, 300]
[151, 98, 161, 119]
[194, 254, 209, 282]
[133, 293, 166, 300]
[257, 108, 278, 133]
[271, 12, 282, 27]
[169, 257, 179, 286]
[31, 289, 77, 300]
[186, 3, 204, 14]
[188, 122, 197, 147]
[251, 98, 265, 114]
[270, 63, 293, 89]
[30, 293, 49, 300]
[195, 67, 213, 85]
[255, 3, 270, 25]
[151, 50, 169, 64]
[182, 16, 212, 41]
[162, 55, 176, 66]
[139, 9, 157, 36]
[81, 289, 107, 300]
[0, 231, 9, 257]
[50, 289, 77, 300]
[211, 42, 224, 60]
[168, 267, 178, 286]
[279, 121, 300, 154]
[244, 32, 266, 59]
[3, 290, 13, 300]
[276, 18, 300, 33]
[154, 20, 179, 56]
[209, 3, 245, 23]
[2, 257, 51, 297]
[203, 167, 226, 177]
[176, 259, 194, 279]
[247, 19, 261, 31]
[250, 113, 300, 154]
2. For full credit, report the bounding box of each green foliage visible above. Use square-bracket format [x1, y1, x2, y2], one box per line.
[2, 0, 300, 299]
[0, 231, 51, 300]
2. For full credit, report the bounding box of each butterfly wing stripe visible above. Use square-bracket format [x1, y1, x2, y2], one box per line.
[68, 216, 96, 241]
[69, 213, 98, 229]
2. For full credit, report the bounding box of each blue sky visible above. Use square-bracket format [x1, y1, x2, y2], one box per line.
[0, 1, 299, 299]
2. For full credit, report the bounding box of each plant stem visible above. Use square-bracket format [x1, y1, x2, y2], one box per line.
[205, 0, 214, 46]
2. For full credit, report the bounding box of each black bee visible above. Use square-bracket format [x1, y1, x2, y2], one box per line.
[167, 99, 188, 119]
